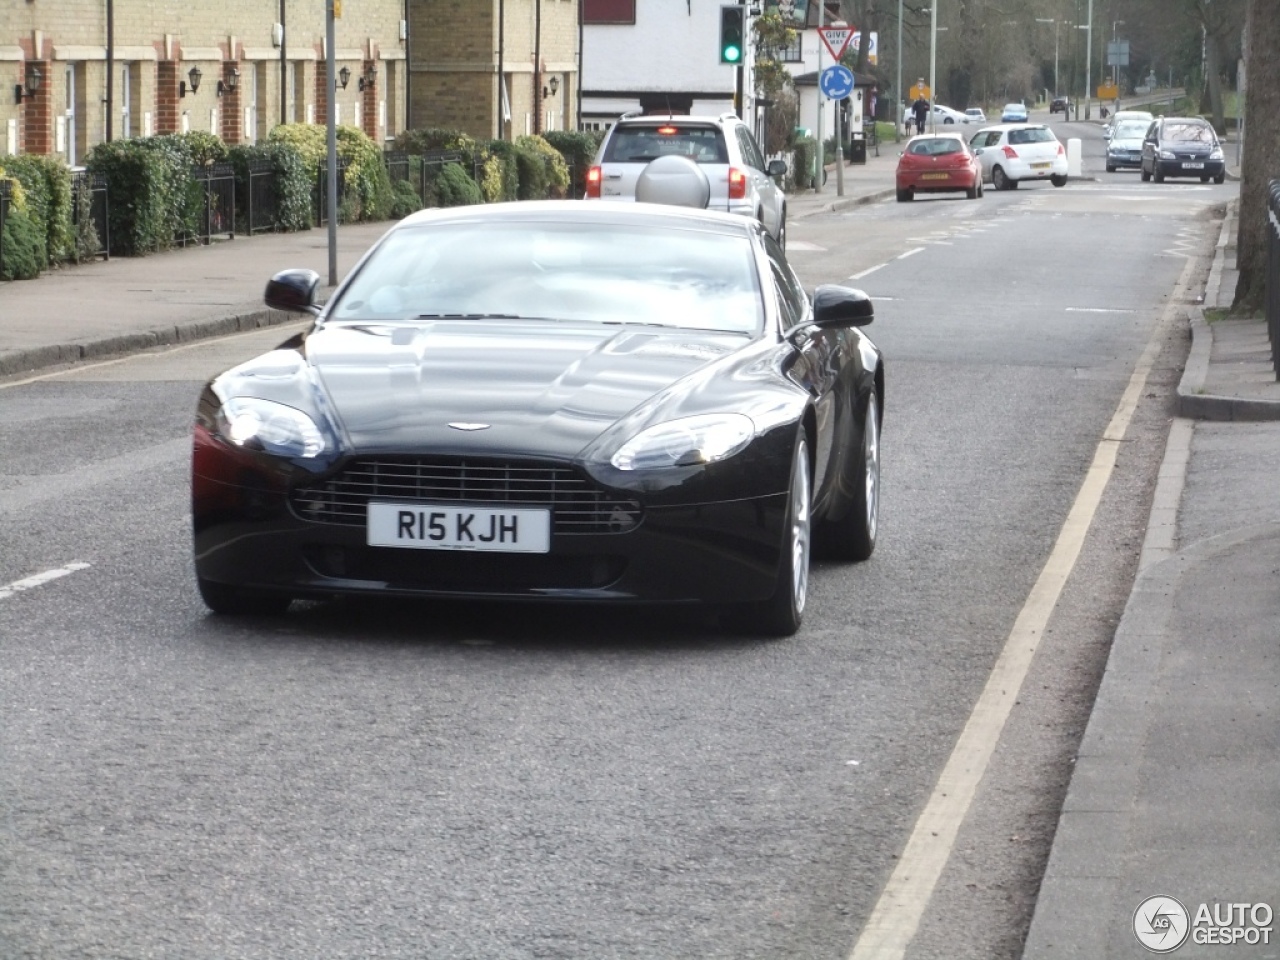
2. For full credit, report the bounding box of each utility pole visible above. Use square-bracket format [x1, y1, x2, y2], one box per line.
[326, 0, 338, 287]
[929, 1, 937, 133]
[815, 0, 825, 192]
[896, 0, 903, 140]
[1084, 0, 1093, 120]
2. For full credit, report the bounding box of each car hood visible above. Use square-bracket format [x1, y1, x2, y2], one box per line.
[305, 319, 751, 457]
[1109, 135, 1145, 150]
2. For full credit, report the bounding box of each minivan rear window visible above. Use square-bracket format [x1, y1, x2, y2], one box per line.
[602, 125, 730, 164]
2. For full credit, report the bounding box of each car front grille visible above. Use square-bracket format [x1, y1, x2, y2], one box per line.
[291, 457, 642, 534]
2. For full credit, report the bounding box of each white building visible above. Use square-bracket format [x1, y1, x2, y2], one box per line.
[580, 0, 743, 128]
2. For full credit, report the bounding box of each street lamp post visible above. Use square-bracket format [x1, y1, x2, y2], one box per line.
[1111, 20, 1124, 89]
[929, 1, 937, 133]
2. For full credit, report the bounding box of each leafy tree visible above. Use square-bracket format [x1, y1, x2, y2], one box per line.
[1232, 0, 1280, 315]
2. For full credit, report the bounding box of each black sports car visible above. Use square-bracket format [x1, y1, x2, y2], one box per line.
[192, 201, 884, 635]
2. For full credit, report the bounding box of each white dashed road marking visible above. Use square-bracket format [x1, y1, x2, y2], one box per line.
[0, 562, 92, 602]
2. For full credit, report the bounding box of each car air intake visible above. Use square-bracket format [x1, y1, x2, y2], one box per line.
[291, 457, 642, 534]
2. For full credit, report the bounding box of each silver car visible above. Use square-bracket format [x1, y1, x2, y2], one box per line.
[1105, 119, 1154, 171]
[586, 114, 788, 247]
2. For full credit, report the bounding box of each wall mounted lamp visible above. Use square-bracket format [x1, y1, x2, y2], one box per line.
[179, 65, 202, 98]
[217, 66, 239, 97]
[14, 64, 41, 105]
[358, 65, 376, 92]
[542, 75, 559, 99]
[338, 66, 352, 90]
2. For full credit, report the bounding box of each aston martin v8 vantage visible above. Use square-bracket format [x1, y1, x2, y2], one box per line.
[192, 202, 884, 635]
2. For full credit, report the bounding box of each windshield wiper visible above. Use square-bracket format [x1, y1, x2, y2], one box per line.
[416, 313, 525, 320]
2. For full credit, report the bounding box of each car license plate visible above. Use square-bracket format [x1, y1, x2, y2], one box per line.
[1031, 162, 1052, 169]
[920, 173, 949, 180]
[1182, 162, 1205, 169]
[367, 502, 551, 553]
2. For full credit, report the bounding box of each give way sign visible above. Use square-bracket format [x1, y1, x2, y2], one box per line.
[818, 25, 854, 60]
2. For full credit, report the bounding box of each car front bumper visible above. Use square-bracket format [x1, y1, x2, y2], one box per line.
[192, 435, 790, 607]
[1151, 157, 1225, 179]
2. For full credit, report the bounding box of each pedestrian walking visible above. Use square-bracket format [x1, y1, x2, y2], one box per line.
[912, 95, 930, 136]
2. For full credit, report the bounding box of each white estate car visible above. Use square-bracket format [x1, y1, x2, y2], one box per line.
[586, 113, 788, 246]
[968, 123, 1069, 190]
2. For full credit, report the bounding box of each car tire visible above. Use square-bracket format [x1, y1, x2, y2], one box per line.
[733, 433, 811, 637]
[944, 117, 954, 124]
[197, 576, 292, 616]
[1154, 167, 1165, 183]
[776, 208, 787, 249]
[992, 166, 1011, 191]
[1051, 174, 1068, 187]
[1214, 172, 1226, 185]
[966, 181, 979, 200]
[1106, 163, 1116, 172]
[896, 188, 913, 202]
[819, 391, 879, 563]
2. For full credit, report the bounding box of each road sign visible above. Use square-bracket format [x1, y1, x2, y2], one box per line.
[820, 65, 855, 101]
[1097, 83, 1119, 100]
[818, 25, 854, 61]
[908, 80, 931, 101]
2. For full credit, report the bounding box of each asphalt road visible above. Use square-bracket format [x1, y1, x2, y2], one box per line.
[0, 150, 1234, 958]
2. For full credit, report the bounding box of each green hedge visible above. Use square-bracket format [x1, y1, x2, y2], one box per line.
[514, 135, 570, 199]
[542, 130, 602, 198]
[0, 155, 74, 266]
[269, 123, 392, 222]
[1, 205, 44, 280]
[435, 163, 483, 207]
[789, 138, 817, 192]
[227, 142, 312, 232]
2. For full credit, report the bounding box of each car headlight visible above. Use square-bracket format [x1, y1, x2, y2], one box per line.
[1210, 146, 1224, 160]
[610, 414, 754, 471]
[1159, 148, 1177, 160]
[215, 397, 326, 459]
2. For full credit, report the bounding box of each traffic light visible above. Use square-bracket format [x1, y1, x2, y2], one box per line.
[719, 5, 745, 65]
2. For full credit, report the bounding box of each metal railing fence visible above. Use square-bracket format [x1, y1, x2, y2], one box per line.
[0, 179, 10, 279]
[70, 170, 110, 261]
[1267, 179, 1280, 379]
[181, 163, 236, 245]
[245, 159, 278, 234]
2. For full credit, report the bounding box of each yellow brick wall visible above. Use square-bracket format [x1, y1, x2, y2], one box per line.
[2, 0, 406, 157]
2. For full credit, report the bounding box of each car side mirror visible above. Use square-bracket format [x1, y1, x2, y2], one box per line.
[812, 284, 874, 328]
[767, 158, 787, 178]
[265, 269, 322, 316]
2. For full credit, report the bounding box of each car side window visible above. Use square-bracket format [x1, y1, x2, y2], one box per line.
[736, 126, 765, 171]
[764, 235, 808, 327]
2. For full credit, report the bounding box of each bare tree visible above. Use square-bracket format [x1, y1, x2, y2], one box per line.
[1232, 0, 1280, 315]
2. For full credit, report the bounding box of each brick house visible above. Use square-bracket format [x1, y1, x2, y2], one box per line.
[1, 1, 408, 164]
[406, 0, 579, 140]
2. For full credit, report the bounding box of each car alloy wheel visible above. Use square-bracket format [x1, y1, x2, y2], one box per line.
[992, 166, 1010, 191]
[737, 434, 811, 636]
[819, 391, 879, 562]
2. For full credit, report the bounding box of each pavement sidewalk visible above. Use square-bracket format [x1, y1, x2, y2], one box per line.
[1023, 201, 1280, 957]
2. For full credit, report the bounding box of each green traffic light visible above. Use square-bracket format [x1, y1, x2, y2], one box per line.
[724, 45, 742, 63]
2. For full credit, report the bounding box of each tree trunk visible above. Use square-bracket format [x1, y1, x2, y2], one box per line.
[1233, 0, 1280, 315]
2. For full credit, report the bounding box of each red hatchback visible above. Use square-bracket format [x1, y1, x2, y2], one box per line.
[896, 133, 983, 202]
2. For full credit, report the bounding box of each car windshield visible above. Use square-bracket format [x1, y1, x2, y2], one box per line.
[601, 125, 729, 164]
[1113, 122, 1150, 139]
[908, 138, 964, 156]
[1163, 122, 1215, 144]
[1007, 127, 1055, 144]
[328, 220, 765, 334]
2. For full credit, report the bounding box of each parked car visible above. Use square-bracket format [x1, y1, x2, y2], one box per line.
[585, 113, 788, 246]
[965, 108, 988, 123]
[896, 133, 983, 201]
[931, 104, 975, 125]
[1140, 116, 1226, 184]
[1102, 110, 1153, 140]
[969, 124, 1069, 190]
[1105, 119, 1155, 171]
[1050, 97, 1071, 114]
[191, 201, 885, 637]
[1001, 102, 1029, 123]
